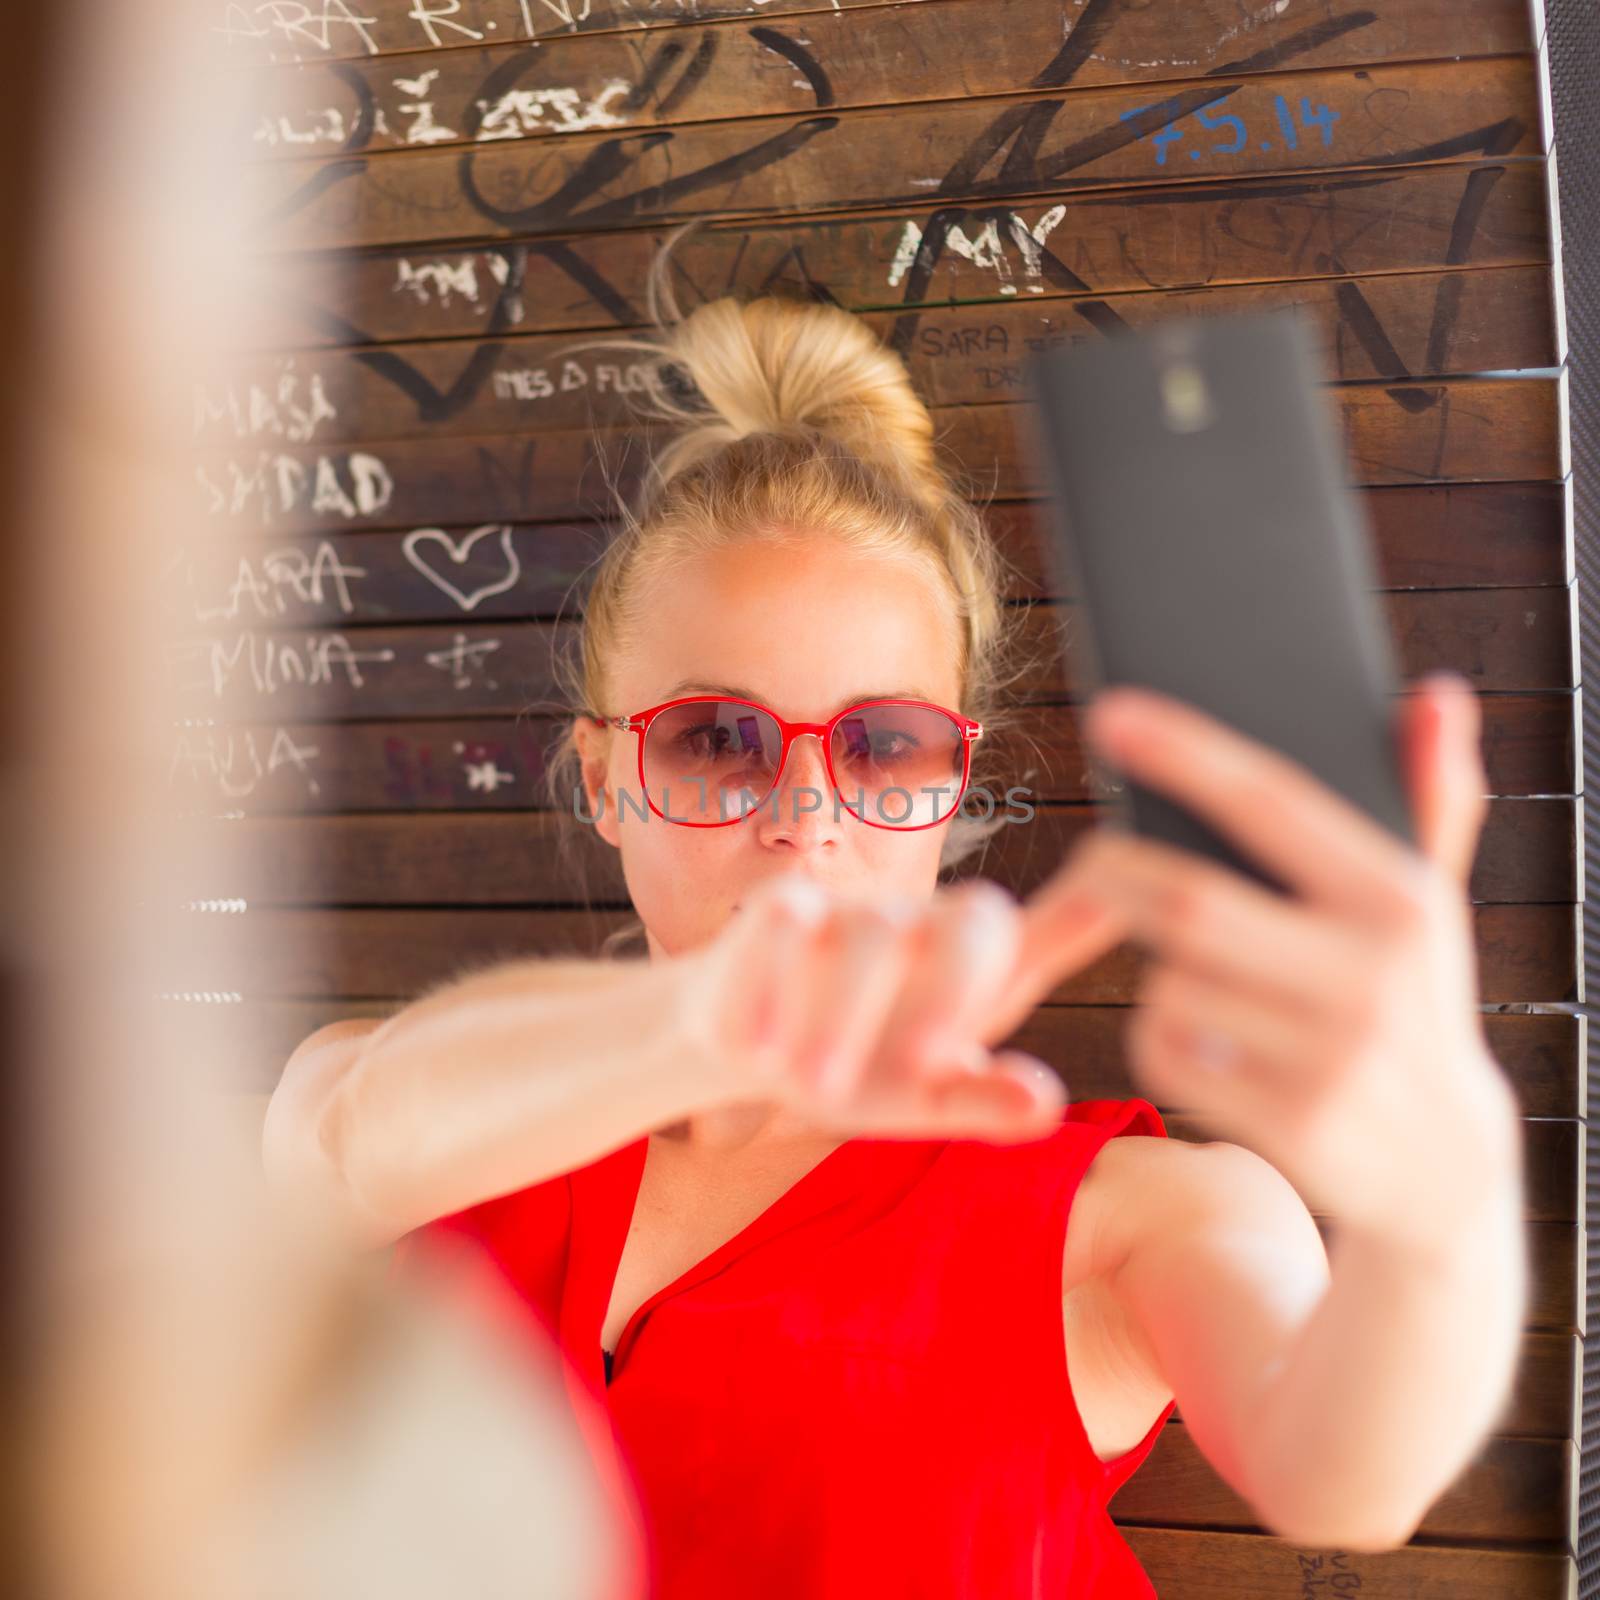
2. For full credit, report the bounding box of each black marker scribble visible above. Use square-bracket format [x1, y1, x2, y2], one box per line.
[457, 117, 840, 231]
[1028, 0, 1127, 90]
[750, 241, 841, 305]
[881, 81, 1244, 357]
[453, 30, 757, 231]
[356, 342, 507, 424]
[350, 243, 531, 423]
[263, 0, 1531, 458]
[1335, 279, 1412, 379]
[524, 237, 638, 324]
[1038, 85, 1245, 185]
[889, 66, 1526, 412]
[751, 26, 835, 108]
[1426, 159, 1516, 368]
[1207, 10, 1379, 78]
[250, 156, 367, 235]
[653, 32, 719, 122]
[330, 59, 377, 154]
[249, 60, 376, 232]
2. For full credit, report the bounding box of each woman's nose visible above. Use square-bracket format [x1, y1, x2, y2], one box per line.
[768, 733, 838, 825]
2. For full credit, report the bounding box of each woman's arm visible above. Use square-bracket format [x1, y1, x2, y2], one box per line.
[261, 872, 1102, 1258]
[1049, 677, 1530, 1546]
[261, 951, 742, 1253]
[1100, 1128, 1526, 1551]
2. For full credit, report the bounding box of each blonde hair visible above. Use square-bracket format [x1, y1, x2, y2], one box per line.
[539, 223, 1043, 958]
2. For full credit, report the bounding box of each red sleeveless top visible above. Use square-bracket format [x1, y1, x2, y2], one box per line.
[390, 1096, 1176, 1599]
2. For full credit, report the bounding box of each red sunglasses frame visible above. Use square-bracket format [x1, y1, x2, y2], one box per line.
[589, 694, 984, 830]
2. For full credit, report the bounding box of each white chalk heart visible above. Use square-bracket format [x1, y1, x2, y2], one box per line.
[402, 523, 521, 612]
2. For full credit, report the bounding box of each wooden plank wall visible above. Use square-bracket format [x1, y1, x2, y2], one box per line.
[191, 1, 1578, 1593]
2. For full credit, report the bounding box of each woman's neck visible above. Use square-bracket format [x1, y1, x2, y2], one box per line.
[654, 1099, 837, 1154]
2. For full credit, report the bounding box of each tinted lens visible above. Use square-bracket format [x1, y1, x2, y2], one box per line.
[642, 699, 783, 823]
[831, 703, 966, 828]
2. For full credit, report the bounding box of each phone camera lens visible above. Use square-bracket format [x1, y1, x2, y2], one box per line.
[1159, 362, 1215, 433]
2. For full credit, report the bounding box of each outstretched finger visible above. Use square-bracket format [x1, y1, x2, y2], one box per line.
[885, 881, 1024, 1077]
[719, 876, 827, 1077]
[985, 1049, 1071, 1128]
[803, 902, 925, 1104]
[983, 860, 1131, 1046]
[1398, 672, 1489, 892]
[920, 1048, 1068, 1139]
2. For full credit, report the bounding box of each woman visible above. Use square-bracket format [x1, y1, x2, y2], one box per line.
[262, 246, 1528, 1598]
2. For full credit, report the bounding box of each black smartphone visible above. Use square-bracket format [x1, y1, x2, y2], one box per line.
[1020, 308, 1416, 898]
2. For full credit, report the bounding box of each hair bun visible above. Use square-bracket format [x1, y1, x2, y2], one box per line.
[560, 267, 941, 517]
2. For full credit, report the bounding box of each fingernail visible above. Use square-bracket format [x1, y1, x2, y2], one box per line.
[1029, 1064, 1067, 1114]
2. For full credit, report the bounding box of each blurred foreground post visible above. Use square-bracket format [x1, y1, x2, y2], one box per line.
[1, 6, 640, 1599]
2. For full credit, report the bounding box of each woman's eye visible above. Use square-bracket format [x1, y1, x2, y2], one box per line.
[673, 723, 756, 761]
[674, 723, 728, 755]
[855, 730, 919, 762]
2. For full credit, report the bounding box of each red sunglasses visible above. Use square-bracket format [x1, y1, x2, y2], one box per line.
[589, 694, 984, 829]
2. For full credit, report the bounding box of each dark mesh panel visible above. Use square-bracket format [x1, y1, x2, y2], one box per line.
[1549, 0, 1600, 1589]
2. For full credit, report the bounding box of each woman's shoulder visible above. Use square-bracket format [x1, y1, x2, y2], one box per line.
[1074, 1114, 1287, 1290]
[1060, 1094, 1168, 1142]
[943, 1094, 1169, 1177]
[913, 1096, 1172, 1264]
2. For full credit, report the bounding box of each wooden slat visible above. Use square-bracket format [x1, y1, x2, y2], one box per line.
[241, 159, 1554, 350]
[245, 0, 1539, 162]
[164, 691, 1580, 815]
[193, 380, 1568, 535]
[1110, 1422, 1572, 1544]
[1004, 1007, 1584, 1121]
[1120, 1523, 1572, 1596]
[162, 588, 1577, 720]
[1527, 1220, 1577, 1335]
[247, 58, 1543, 252]
[1160, 1114, 1578, 1224]
[225, 995, 1582, 1123]
[152, 903, 1580, 1008]
[973, 378, 1571, 495]
[217, 0, 944, 67]
[970, 798, 1579, 905]
[168, 798, 1578, 907]
[1145, 1324, 1579, 1448]
[169, 483, 1572, 630]
[201, 264, 1563, 449]
[897, 267, 1563, 393]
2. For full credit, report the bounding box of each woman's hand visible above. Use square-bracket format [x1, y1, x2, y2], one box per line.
[681, 872, 1091, 1141]
[1037, 671, 1522, 1260]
